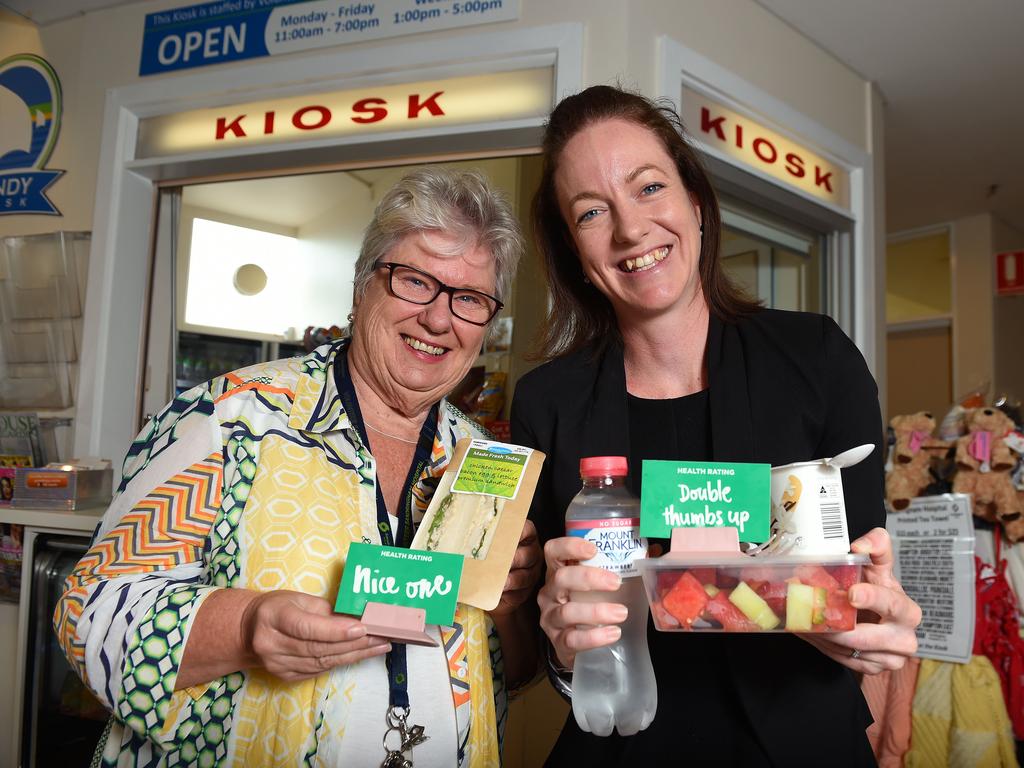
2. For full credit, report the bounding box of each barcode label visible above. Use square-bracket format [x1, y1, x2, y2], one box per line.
[820, 502, 845, 539]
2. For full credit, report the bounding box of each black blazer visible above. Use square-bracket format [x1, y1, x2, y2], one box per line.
[511, 309, 884, 766]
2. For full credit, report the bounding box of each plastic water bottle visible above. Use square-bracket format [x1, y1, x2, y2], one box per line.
[565, 456, 657, 737]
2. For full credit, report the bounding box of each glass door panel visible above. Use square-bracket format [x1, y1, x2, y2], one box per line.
[720, 200, 826, 314]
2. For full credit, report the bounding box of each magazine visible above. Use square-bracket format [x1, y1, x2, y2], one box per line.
[0, 523, 22, 601]
[0, 412, 45, 467]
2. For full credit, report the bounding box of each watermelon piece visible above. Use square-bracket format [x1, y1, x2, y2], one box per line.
[704, 590, 758, 631]
[688, 567, 717, 587]
[650, 599, 680, 629]
[793, 565, 839, 591]
[662, 571, 708, 628]
[830, 565, 859, 590]
[716, 571, 740, 589]
[756, 580, 789, 616]
[656, 571, 681, 598]
[823, 590, 857, 630]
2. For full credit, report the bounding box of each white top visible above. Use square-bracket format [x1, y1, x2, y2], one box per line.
[335, 511, 459, 765]
[336, 624, 459, 766]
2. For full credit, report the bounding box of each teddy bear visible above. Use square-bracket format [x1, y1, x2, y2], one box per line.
[953, 407, 1023, 541]
[885, 411, 946, 511]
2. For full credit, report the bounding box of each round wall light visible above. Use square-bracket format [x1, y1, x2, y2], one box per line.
[233, 263, 268, 296]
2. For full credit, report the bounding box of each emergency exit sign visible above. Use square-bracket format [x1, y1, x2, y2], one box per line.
[996, 251, 1024, 296]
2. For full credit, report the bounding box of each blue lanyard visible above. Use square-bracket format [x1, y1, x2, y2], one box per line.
[334, 346, 439, 710]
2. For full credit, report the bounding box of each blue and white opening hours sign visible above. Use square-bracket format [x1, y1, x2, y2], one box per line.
[140, 0, 521, 76]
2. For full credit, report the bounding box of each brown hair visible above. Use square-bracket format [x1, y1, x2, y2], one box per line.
[532, 85, 761, 359]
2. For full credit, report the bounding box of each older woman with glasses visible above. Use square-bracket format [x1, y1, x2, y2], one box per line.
[55, 167, 541, 768]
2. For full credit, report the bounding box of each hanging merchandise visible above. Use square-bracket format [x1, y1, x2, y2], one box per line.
[907, 656, 1018, 767]
[973, 534, 1024, 739]
[861, 658, 920, 767]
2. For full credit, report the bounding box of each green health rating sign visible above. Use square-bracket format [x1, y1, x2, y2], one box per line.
[640, 460, 770, 542]
[335, 542, 463, 626]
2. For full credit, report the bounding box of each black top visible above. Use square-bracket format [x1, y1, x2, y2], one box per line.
[511, 309, 883, 767]
[626, 389, 712, 475]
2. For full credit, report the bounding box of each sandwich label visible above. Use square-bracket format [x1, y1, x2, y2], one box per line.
[640, 460, 771, 542]
[335, 542, 463, 626]
[452, 439, 532, 499]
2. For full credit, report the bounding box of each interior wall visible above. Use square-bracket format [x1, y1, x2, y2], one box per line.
[950, 213, 995, 402]
[885, 229, 952, 422]
[0, 0, 874, 243]
[628, 0, 868, 149]
[887, 231, 951, 322]
[869, 81, 887, 416]
[294, 181, 374, 326]
[886, 326, 953, 422]
[992, 217, 1024, 402]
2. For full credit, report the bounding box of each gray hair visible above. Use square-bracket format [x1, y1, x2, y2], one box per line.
[351, 167, 522, 321]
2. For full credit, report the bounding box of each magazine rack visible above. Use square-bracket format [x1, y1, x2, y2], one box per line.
[0, 232, 89, 409]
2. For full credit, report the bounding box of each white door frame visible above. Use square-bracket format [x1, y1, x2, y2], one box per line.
[75, 23, 582, 469]
[656, 36, 878, 373]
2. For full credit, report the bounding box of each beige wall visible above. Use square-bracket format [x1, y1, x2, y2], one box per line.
[947, 212, 1024, 405]
[629, 0, 868, 149]
[886, 326, 952, 423]
[951, 213, 995, 401]
[885, 229, 952, 422]
[887, 231, 951, 323]
[0, 0, 874, 240]
[992, 217, 1024, 401]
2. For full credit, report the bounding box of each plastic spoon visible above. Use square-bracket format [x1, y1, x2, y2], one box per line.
[826, 443, 875, 469]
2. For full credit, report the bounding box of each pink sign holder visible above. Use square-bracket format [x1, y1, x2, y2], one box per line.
[663, 527, 743, 558]
[360, 602, 439, 647]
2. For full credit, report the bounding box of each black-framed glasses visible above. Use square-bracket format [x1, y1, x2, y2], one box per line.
[377, 262, 503, 326]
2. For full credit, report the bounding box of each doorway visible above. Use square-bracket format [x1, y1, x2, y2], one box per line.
[141, 155, 547, 440]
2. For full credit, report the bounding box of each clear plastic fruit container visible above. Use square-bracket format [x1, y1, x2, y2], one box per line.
[636, 553, 869, 633]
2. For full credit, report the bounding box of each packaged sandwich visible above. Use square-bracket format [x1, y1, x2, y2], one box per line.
[411, 438, 544, 610]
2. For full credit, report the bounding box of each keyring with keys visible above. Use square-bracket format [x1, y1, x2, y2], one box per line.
[382, 705, 428, 768]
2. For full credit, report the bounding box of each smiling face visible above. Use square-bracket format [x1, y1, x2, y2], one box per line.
[554, 118, 705, 326]
[348, 229, 495, 416]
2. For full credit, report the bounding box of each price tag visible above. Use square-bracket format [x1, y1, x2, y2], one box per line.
[335, 543, 463, 626]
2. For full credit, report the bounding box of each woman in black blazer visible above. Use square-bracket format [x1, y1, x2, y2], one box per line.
[510, 86, 922, 766]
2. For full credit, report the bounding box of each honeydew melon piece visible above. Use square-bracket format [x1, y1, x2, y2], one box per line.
[812, 587, 827, 624]
[785, 582, 814, 631]
[728, 581, 781, 630]
[704, 583, 720, 597]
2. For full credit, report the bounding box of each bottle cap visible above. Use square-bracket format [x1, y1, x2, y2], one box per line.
[580, 456, 628, 478]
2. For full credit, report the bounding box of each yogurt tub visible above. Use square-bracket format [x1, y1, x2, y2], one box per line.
[766, 444, 876, 556]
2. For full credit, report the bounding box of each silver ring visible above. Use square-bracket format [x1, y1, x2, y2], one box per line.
[850, 648, 861, 660]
